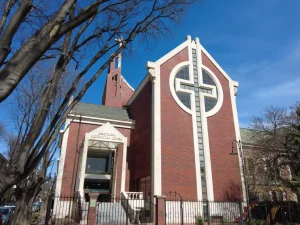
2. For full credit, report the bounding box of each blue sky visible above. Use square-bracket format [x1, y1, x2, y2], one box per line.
[1, 0, 300, 156]
[82, 0, 300, 128]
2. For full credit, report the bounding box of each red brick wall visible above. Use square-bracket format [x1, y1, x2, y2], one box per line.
[60, 122, 131, 196]
[202, 52, 242, 201]
[127, 81, 152, 187]
[160, 47, 198, 200]
[102, 58, 134, 107]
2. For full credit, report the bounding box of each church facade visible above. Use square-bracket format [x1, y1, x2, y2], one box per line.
[55, 36, 244, 202]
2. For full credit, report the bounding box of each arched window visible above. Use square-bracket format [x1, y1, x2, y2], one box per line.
[202, 69, 218, 112]
[176, 66, 189, 80]
[175, 66, 191, 109]
[173, 66, 219, 112]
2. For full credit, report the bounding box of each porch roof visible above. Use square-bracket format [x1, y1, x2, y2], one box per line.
[71, 102, 132, 121]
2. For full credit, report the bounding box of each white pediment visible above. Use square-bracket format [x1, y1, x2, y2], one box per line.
[87, 122, 125, 142]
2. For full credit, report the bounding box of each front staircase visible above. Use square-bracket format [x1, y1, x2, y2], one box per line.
[97, 202, 128, 224]
[96, 192, 145, 224]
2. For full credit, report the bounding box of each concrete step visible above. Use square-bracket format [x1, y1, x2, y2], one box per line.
[97, 202, 128, 224]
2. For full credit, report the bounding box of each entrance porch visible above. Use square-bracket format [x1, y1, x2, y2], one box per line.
[75, 122, 128, 199]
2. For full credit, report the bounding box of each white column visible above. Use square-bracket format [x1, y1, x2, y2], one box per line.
[120, 138, 127, 192]
[79, 135, 89, 197]
[148, 62, 162, 196]
[55, 119, 70, 196]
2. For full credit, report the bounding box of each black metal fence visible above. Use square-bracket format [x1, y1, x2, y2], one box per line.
[250, 201, 300, 224]
[43, 194, 300, 225]
[165, 199, 244, 225]
[45, 195, 89, 225]
[96, 195, 156, 225]
[164, 199, 300, 225]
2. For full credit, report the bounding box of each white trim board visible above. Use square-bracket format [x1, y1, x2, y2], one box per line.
[200, 45, 238, 84]
[127, 74, 151, 105]
[68, 114, 135, 129]
[55, 119, 71, 196]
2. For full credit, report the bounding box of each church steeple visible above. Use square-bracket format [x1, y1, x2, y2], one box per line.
[102, 52, 134, 108]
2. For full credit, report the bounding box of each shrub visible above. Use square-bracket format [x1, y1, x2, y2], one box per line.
[195, 216, 205, 225]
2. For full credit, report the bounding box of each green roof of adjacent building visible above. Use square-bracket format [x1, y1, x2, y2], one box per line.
[71, 102, 131, 121]
[240, 128, 262, 145]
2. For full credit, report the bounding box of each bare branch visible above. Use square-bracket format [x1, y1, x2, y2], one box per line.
[0, 0, 32, 65]
[0, 0, 18, 35]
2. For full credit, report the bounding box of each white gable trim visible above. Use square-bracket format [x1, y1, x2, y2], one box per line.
[155, 36, 191, 65]
[126, 74, 151, 106]
[121, 75, 135, 91]
[229, 79, 246, 202]
[200, 45, 238, 84]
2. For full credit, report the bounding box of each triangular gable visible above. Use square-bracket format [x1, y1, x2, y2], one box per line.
[155, 36, 190, 66]
[154, 35, 238, 85]
[200, 45, 237, 84]
[87, 122, 125, 142]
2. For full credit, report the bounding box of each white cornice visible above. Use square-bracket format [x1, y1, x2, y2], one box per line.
[68, 114, 135, 129]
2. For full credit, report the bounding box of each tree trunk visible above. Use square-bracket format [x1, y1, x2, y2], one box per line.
[0, 174, 17, 203]
[9, 186, 40, 225]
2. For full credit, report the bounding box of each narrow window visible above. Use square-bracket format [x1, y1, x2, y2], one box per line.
[114, 57, 119, 69]
[112, 75, 117, 85]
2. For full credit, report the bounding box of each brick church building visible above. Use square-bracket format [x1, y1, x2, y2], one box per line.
[55, 36, 244, 202]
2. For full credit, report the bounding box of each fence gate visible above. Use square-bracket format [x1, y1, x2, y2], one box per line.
[96, 194, 156, 225]
[45, 195, 89, 225]
[165, 191, 183, 225]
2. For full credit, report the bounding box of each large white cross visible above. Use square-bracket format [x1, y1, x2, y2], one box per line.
[174, 71, 217, 108]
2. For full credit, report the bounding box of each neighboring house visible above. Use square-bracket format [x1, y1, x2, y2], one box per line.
[55, 35, 244, 204]
[240, 128, 297, 202]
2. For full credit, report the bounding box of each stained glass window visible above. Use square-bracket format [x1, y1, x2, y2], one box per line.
[202, 70, 216, 86]
[176, 92, 191, 109]
[204, 97, 217, 112]
[175, 66, 191, 109]
[176, 66, 189, 80]
[202, 69, 218, 112]
[173, 66, 219, 111]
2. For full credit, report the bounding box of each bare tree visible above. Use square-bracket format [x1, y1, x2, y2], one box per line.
[0, 0, 196, 102]
[1, 62, 68, 225]
[244, 148, 286, 201]
[248, 104, 300, 201]
[10, 146, 56, 225]
[0, 0, 198, 202]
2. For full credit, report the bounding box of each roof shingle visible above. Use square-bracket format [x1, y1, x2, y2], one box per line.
[70, 102, 131, 121]
[240, 128, 262, 145]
